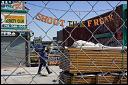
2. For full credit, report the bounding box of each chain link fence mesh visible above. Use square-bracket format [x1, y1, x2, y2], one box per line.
[1, 1, 127, 84]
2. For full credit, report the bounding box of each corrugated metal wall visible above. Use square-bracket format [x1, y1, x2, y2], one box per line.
[1, 36, 26, 67]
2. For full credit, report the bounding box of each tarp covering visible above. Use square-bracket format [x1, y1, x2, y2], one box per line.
[72, 40, 127, 50]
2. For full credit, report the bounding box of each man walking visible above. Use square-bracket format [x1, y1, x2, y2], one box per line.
[34, 44, 52, 75]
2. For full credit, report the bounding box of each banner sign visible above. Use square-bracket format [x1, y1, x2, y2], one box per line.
[1, 31, 17, 36]
[1, 1, 24, 10]
[1, 13, 27, 29]
[35, 13, 65, 27]
[68, 14, 114, 28]
[35, 13, 114, 28]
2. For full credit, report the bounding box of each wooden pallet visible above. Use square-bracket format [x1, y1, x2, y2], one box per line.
[59, 71, 96, 84]
[59, 48, 127, 73]
[96, 75, 120, 84]
[119, 75, 127, 84]
[59, 71, 127, 84]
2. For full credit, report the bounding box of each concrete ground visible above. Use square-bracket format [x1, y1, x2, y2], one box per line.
[1, 66, 62, 84]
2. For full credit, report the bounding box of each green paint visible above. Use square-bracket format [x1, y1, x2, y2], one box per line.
[94, 33, 113, 39]
[121, 4, 127, 70]
[122, 4, 127, 46]
[1, 9, 28, 14]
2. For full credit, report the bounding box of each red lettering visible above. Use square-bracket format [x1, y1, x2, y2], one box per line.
[94, 19, 99, 26]
[87, 20, 92, 27]
[60, 20, 65, 27]
[47, 17, 52, 24]
[41, 15, 48, 23]
[36, 13, 42, 21]
[53, 18, 59, 26]
[108, 14, 113, 21]
[99, 18, 104, 25]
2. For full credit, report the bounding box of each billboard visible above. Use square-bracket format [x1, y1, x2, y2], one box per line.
[1, 1, 24, 10]
[1, 13, 27, 29]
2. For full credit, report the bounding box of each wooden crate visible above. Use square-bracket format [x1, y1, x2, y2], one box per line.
[59, 48, 127, 73]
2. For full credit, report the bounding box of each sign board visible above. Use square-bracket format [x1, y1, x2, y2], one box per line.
[67, 14, 114, 28]
[35, 13, 113, 28]
[1, 13, 27, 29]
[35, 13, 65, 27]
[1, 1, 24, 10]
[1, 31, 17, 36]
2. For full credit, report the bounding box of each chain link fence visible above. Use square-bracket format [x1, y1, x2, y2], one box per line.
[1, 1, 127, 84]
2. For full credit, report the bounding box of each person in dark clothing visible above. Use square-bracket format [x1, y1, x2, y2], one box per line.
[34, 44, 52, 75]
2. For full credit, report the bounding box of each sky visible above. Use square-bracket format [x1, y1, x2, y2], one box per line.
[25, 1, 127, 41]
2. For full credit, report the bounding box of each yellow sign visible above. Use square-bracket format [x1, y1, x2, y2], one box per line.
[1, 13, 26, 29]
[5, 15, 25, 24]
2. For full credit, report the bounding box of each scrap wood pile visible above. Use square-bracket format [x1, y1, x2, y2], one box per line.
[59, 47, 127, 84]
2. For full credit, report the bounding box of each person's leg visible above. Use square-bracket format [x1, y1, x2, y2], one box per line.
[44, 61, 52, 74]
[37, 57, 45, 74]
[37, 63, 43, 74]
[46, 66, 52, 74]
[40, 59, 52, 74]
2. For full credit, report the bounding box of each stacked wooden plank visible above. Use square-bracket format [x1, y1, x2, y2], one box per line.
[59, 48, 127, 73]
[96, 73, 127, 84]
[119, 75, 127, 84]
[59, 48, 127, 84]
[59, 71, 96, 84]
[96, 74, 120, 84]
[48, 54, 60, 66]
[59, 71, 127, 84]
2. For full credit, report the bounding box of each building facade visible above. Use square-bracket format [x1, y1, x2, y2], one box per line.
[1, 1, 31, 67]
[57, 4, 127, 47]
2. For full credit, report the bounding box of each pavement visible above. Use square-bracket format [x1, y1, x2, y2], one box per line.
[1, 66, 62, 84]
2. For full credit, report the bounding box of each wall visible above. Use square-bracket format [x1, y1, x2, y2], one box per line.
[1, 36, 26, 67]
[57, 4, 127, 47]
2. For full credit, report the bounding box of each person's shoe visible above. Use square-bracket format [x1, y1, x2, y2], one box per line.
[37, 72, 41, 75]
[37, 73, 47, 76]
[48, 72, 52, 74]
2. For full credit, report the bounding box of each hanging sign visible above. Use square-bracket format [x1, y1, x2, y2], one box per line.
[1, 31, 17, 36]
[35, 13, 114, 28]
[1, 13, 27, 29]
[35, 13, 65, 27]
[67, 14, 114, 28]
[1, 1, 24, 10]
